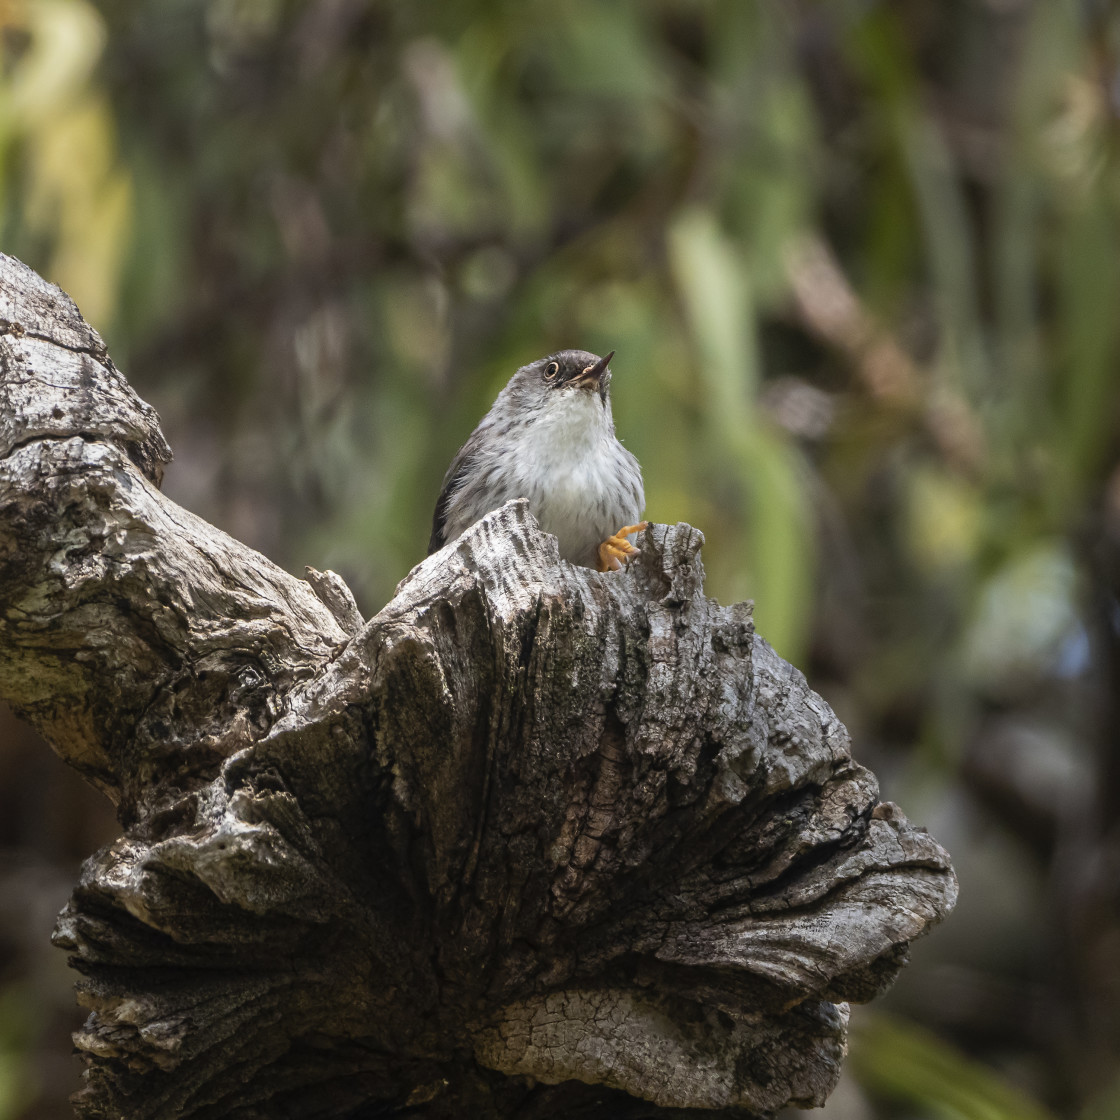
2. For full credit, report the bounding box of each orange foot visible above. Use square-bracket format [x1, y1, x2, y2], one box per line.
[597, 522, 649, 572]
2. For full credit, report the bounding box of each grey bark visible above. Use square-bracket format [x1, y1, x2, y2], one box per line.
[0, 252, 957, 1119]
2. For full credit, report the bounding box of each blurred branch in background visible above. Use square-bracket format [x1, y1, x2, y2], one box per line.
[784, 232, 985, 476]
[3, 0, 1120, 1117]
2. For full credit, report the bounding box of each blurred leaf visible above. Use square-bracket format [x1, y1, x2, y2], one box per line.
[901, 111, 990, 398]
[905, 466, 982, 575]
[961, 540, 1080, 693]
[669, 207, 814, 659]
[852, 1012, 1058, 1120]
[550, 3, 662, 102]
[1054, 194, 1120, 502]
[2, 0, 132, 327]
[1082, 1072, 1120, 1120]
[0, 1054, 31, 1120]
[0, 985, 40, 1120]
[669, 207, 756, 418]
[7, 0, 105, 119]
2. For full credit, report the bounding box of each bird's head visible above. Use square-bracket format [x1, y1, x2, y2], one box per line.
[513, 349, 615, 406]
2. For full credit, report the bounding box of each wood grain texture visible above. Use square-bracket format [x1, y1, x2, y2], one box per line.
[0, 253, 957, 1119]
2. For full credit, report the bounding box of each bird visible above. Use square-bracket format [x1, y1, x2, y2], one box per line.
[428, 349, 647, 572]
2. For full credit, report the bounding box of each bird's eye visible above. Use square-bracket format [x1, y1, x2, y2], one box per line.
[544, 361, 560, 381]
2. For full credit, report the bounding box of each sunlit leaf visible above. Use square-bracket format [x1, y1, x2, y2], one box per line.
[668, 207, 756, 417]
[8, 0, 105, 119]
[2, 0, 131, 326]
[905, 466, 982, 575]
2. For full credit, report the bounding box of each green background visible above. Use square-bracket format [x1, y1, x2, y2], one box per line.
[2, 1, 1120, 1117]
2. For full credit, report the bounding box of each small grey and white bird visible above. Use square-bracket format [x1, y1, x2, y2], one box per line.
[428, 349, 647, 571]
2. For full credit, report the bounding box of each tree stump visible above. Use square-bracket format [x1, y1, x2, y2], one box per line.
[0, 253, 957, 1119]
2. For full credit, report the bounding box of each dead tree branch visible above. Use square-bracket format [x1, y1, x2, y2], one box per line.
[0, 254, 956, 1119]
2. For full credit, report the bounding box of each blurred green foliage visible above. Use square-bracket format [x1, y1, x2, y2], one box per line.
[4, 1, 1120, 1118]
[0, 985, 39, 1120]
[852, 1011, 1059, 1120]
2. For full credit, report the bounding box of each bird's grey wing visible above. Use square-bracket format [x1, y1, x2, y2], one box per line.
[428, 443, 477, 555]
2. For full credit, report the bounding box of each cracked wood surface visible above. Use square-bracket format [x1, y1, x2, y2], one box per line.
[0, 253, 957, 1119]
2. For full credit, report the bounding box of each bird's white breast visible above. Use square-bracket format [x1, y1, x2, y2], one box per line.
[440, 382, 644, 568]
[503, 390, 642, 565]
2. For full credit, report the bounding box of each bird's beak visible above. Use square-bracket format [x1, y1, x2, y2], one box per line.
[573, 350, 614, 393]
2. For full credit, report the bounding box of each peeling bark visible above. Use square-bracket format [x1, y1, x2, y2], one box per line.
[0, 253, 957, 1119]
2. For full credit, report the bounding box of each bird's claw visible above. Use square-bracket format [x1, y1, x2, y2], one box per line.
[597, 522, 649, 572]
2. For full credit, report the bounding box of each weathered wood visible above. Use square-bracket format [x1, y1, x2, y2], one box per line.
[0, 253, 957, 1119]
